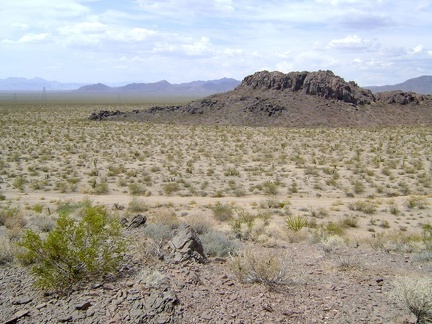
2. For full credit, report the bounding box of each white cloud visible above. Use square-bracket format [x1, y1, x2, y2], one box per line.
[19, 33, 50, 43]
[135, 0, 235, 16]
[182, 36, 212, 55]
[328, 35, 378, 51]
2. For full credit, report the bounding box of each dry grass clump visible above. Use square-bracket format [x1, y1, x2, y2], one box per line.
[348, 199, 379, 214]
[183, 213, 215, 235]
[149, 208, 180, 229]
[369, 232, 423, 254]
[200, 230, 242, 257]
[0, 236, 14, 264]
[127, 197, 149, 214]
[391, 276, 432, 323]
[229, 248, 290, 288]
[0, 203, 27, 232]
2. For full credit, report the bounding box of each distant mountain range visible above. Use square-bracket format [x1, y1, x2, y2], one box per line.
[366, 75, 432, 95]
[0, 77, 86, 91]
[76, 78, 241, 96]
[0, 76, 241, 96]
[2, 75, 432, 96]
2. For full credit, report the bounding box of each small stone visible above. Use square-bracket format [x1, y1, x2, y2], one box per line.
[36, 302, 47, 309]
[86, 308, 96, 317]
[13, 297, 33, 305]
[76, 301, 92, 311]
[58, 315, 73, 322]
[91, 282, 103, 289]
[4, 309, 30, 324]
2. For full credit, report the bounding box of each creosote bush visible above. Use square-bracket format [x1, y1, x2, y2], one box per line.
[17, 203, 126, 290]
[211, 202, 234, 222]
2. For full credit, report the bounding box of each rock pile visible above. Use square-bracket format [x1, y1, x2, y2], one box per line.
[89, 110, 125, 120]
[237, 70, 376, 105]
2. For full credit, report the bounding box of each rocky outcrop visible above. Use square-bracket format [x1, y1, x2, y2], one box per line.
[88, 70, 432, 127]
[89, 110, 125, 120]
[375, 91, 425, 105]
[237, 70, 375, 105]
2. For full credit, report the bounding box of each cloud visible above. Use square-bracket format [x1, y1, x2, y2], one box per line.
[19, 33, 51, 43]
[334, 13, 395, 29]
[135, 0, 235, 16]
[327, 35, 379, 51]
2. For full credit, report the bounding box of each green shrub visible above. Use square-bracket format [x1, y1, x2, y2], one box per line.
[324, 221, 345, 236]
[17, 204, 126, 290]
[347, 199, 378, 214]
[128, 183, 147, 195]
[56, 201, 85, 216]
[162, 183, 180, 195]
[285, 215, 308, 232]
[423, 224, 432, 251]
[211, 202, 234, 222]
[406, 196, 429, 210]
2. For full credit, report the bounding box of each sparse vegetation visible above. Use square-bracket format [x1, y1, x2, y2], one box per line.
[1, 101, 432, 322]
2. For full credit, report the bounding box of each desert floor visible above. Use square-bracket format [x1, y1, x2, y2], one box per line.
[0, 101, 431, 323]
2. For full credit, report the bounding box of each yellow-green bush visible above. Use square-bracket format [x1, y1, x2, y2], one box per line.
[18, 203, 126, 290]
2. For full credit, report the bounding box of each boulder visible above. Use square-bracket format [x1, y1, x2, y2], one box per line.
[375, 91, 422, 105]
[127, 214, 147, 229]
[167, 225, 206, 263]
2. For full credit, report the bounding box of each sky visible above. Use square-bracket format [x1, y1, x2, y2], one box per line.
[0, 0, 431, 86]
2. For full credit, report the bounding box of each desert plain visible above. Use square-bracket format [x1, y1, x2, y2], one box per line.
[0, 98, 432, 323]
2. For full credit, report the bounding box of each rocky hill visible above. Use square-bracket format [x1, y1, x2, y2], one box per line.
[366, 75, 432, 95]
[91, 70, 432, 127]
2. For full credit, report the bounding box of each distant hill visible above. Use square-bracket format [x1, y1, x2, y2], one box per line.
[0, 77, 86, 91]
[91, 70, 432, 128]
[366, 75, 432, 94]
[77, 78, 240, 96]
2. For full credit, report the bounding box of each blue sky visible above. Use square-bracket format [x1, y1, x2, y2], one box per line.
[1, 0, 431, 86]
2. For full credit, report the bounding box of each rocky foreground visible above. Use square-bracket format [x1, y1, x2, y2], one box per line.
[90, 70, 432, 127]
[1, 221, 430, 323]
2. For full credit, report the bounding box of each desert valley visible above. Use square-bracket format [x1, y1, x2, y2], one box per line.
[1, 70, 432, 323]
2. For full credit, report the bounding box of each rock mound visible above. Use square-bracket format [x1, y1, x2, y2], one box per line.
[237, 70, 375, 105]
[375, 91, 425, 105]
[89, 70, 432, 127]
